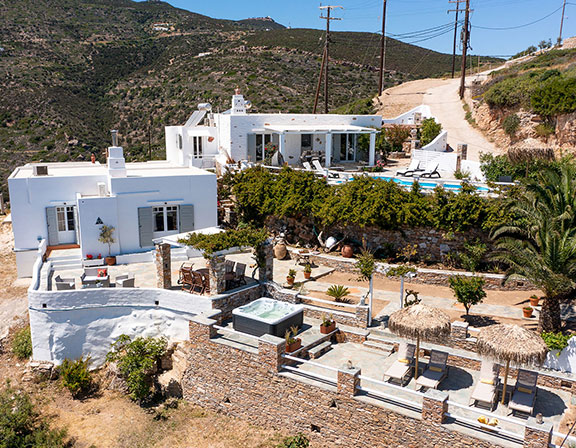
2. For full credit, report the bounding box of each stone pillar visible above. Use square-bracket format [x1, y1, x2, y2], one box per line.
[451, 321, 469, 340]
[355, 305, 370, 328]
[155, 243, 172, 289]
[189, 315, 217, 343]
[524, 418, 553, 448]
[458, 143, 468, 160]
[207, 255, 226, 295]
[368, 132, 376, 166]
[257, 239, 274, 283]
[337, 366, 361, 397]
[422, 389, 449, 424]
[258, 334, 285, 373]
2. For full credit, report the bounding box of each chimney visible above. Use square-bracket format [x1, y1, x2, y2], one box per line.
[107, 130, 126, 178]
[111, 130, 118, 147]
[231, 87, 247, 115]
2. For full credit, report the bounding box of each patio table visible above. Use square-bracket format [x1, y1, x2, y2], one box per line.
[82, 275, 110, 286]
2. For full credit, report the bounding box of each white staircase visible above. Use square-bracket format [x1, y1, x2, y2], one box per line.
[49, 253, 82, 270]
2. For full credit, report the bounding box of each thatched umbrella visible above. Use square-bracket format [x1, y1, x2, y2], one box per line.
[388, 304, 451, 382]
[477, 324, 548, 404]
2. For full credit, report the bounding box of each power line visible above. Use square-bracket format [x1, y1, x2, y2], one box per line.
[473, 5, 563, 30]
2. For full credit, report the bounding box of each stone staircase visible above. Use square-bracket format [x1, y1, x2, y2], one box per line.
[362, 332, 396, 355]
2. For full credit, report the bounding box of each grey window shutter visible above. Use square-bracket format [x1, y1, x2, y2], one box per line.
[247, 134, 256, 162]
[45, 207, 59, 246]
[138, 207, 153, 248]
[179, 205, 195, 233]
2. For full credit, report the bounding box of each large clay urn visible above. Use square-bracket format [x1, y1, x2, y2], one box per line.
[341, 244, 354, 258]
[274, 239, 287, 260]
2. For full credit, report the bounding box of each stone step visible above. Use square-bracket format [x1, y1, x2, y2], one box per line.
[308, 341, 332, 359]
[363, 340, 395, 354]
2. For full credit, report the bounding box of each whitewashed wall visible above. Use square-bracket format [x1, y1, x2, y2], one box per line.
[412, 147, 458, 174]
[420, 130, 448, 152]
[543, 337, 576, 373]
[28, 286, 213, 366]
[461, 160, 486, 182]
[382, 105, 433, 125]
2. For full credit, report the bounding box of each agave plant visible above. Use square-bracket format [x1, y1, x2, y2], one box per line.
[327, 285, 351, 303]
[491, 163, 576, 332]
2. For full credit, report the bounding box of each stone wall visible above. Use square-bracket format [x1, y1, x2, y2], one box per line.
[210, 283, 263, 320]
[183, 317, 552, 448]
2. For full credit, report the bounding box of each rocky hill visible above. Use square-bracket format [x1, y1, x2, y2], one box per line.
[0, 0, 495, 194]
[467, 48, 576, 154]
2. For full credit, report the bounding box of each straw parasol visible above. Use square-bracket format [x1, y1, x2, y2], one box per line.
[477, 324, 548, 404]
[388, 304, 451, 382]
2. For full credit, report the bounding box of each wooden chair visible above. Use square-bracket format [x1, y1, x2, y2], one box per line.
[180, 267, 194, 292]
[191, 270, 206, 295]
[234, 263, 247, 286]
[224, 260, 236, 290]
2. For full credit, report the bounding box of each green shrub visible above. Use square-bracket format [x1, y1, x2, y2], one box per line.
[531, 77, 576, 117]
[420, 118, 442, 146]
[541, 331, 572, 353]
[326, 285, 351, 303]
[0, 383, 69, 447]
[534, 122, 555, 138]
[458, 240, 488, 272]
[178, 227, 268, 258]
[277, 433, 309, 448]
[12, 327, 32, 360]
[106, 335, 167, 402]
[59, 357, 92, 398]
[449, 275, 486, 316]
[502, 114, 520, 138]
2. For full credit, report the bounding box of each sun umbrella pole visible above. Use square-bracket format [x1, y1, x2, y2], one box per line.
[414, 336, 420, 383]
[501, 359, 510, 404]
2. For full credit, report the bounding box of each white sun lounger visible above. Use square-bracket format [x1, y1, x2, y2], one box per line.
[396, 159, 421, 177]
[469, 360, 501, 410]
[415, 350, 449, 390]
[509, 369, 538, 417]
[384, 342, 416, 386]
[420, 162, 441, 178]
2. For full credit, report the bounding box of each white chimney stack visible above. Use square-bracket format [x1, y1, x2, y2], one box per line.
[231, 87, 247, 115]
[107, 130, 126, 178]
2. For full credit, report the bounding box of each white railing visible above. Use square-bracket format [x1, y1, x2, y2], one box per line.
[551, 430, 576, 447]
[299, 294, 358, 310]
[357, 375, 425, 410]
[446, 400, 526, 443]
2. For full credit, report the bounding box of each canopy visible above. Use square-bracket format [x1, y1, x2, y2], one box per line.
[261, 124, 378, 134]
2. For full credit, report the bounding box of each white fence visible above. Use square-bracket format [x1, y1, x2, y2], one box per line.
[412, 146, 458, 173]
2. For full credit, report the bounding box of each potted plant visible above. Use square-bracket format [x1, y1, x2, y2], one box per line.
[320, 314, 336, 334]
[529, 294, 540, 307]
[86, 254, 93, 260]
[99, 225, 116, 266]
[303, 263, 312, 280]
[286, 269, 296, 286]
[341, 243, 354, 258]
[523, 306, 534, 318]
[285, 326, 301, 352]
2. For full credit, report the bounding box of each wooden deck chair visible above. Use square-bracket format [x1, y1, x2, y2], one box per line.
[509, 369, 538, 417]
[469, 360, 501, 410]
[384, 342, 416, 386]
[415, 350, 449, 390]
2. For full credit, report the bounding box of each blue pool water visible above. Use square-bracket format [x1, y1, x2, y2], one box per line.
[341, 176, 490, 193]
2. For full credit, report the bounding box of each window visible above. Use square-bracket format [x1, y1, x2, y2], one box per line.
[255, 134, 272, 160]
[192, 136, 203, 158]
[153, 206, 179, 233]
[56, 206, 75, 232]
[301, 134, 312, 150]
[177, 134, 183, 149]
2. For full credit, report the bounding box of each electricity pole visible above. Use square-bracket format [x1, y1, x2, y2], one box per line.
[318, 5, 342, 114]
[559, 0, 567, 45]
[449, 0, 460, 78]
[449, 0, 471, 99]
[378, 0, 388, 95]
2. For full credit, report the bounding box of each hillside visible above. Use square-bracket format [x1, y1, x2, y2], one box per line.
[0, 0, 493, 195]
[468, 48, 576, 154]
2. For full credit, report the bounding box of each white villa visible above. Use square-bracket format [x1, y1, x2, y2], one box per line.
[8, 135, 217, 277]
[165, 89, 383, 169]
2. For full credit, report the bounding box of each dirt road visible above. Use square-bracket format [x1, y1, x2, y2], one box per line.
[376, 77, 501, 161]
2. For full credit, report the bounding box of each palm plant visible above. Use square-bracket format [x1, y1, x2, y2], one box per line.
[491, 163, 576, 332]
[326, 285, 351, 303]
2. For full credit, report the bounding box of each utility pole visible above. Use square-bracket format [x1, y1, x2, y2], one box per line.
[318, 5, 342, 114]
[450, 0, 471, 99]
[378, 0, 388, 94]
[313, 46, 327, 114]
[449, 0, 460, 78]
[559, 0, 567, 45]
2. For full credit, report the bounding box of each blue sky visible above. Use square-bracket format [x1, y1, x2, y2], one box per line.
[146, 0, 573, 56]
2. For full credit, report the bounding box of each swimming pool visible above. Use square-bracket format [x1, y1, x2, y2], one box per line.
[336, 175, 490, 193]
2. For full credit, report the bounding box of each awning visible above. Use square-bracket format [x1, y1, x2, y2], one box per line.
[152, 226, 224, 247]
[261, 124, 378, 134]
[186, 128, 214, 137]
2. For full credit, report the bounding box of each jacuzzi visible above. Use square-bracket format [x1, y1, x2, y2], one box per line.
[232, 298, 304, 337]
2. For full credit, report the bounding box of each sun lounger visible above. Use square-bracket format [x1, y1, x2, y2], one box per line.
[420, 162, 441, 178]
[54, 275, 75, 290]
[115, 274, 135, 288]
[470, 360, 500, 410]
[384, 342, 416, 386]
[415, 350, 449, 390]
[312, 159, 341, 178]
[396, 159, 421, 177]
[509, 369, 538, 417]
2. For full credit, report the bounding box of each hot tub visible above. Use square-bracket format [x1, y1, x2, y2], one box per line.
[232, 298, 304, 337]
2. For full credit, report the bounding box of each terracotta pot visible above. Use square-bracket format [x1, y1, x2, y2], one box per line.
[105, 256, 116, 266]
[523, 308, 533, 318]
[320, 322, 336, 334]
[274, 242, 287, 260]
[286, 338, 302, 353]
[286, 277, 295, 286]
[304, 272, 311, 280]
[341, 244, 354, 258]
[529, 297, 540, 307]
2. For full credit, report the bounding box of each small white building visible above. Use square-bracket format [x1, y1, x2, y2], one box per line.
[165, 89, 383, 169]
[9, 136, 217, 277]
